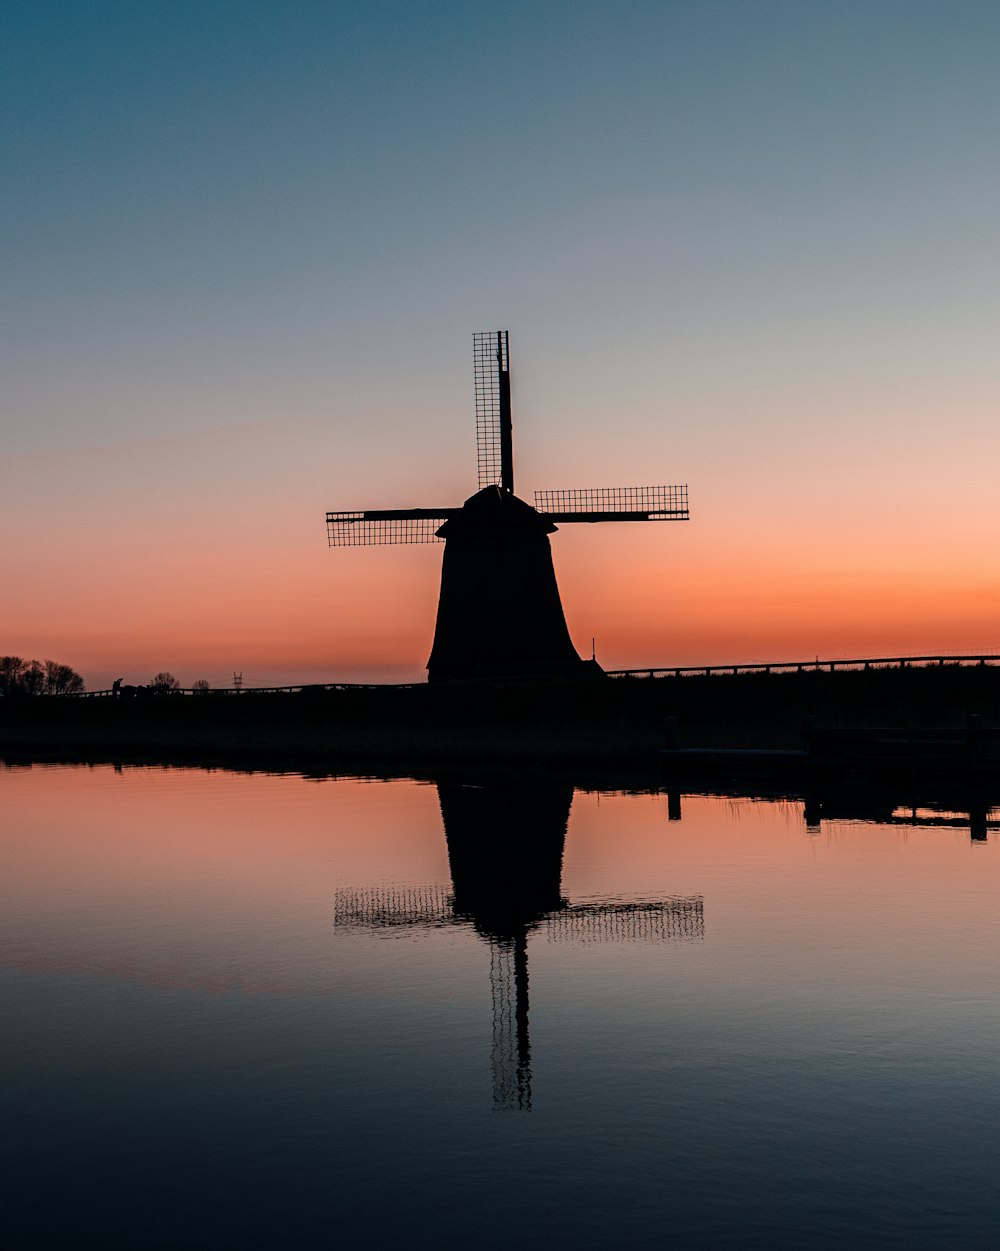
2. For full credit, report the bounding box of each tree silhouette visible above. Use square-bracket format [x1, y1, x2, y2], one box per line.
[0, 656, 26, 695]
[149, 671, 181, 694]
[44, 660, 84, 695]
[21, 661, 46, 696]
[0, 655, 84, 696]
[192, 679, 211, 694]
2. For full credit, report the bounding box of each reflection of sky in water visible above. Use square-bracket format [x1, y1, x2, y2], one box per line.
[3, 764, 1000, 1248]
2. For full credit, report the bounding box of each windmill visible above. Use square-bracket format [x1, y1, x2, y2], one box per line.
[327, 331, 690, 682]
[333, 780, 704, 1111]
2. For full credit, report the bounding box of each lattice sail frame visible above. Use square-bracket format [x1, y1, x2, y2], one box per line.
[534, 485, 689, 520]
[334, 884, 452, 927]
[489, 940, 528, 1110]
[333, 884, 704, 941]
[545, 897, 703, 943]
[474, 330, 508, 490]
[326, 332, 692, 546]
[326, 513, 447, 546]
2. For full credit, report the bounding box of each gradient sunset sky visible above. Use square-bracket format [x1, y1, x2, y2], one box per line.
[4, 1, 1000, 687]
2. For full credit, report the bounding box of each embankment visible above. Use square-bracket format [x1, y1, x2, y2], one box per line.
[3, 663, 1000, 776]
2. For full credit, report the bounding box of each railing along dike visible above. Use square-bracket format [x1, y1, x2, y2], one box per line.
[606, 653, 1000, 679]
[63, 652, 1000, 696]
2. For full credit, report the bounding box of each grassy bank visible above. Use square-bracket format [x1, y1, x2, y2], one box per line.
[3, 663, 1000, 773]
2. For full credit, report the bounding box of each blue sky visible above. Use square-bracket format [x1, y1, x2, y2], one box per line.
[4, 1, 1000, 684]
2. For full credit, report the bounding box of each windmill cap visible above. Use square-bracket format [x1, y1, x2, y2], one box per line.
[436, 486, 557, 540]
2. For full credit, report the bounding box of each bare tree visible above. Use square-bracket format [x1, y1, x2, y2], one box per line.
[44, 660, 84, 695]
[0, 656, 26, 696]
[0, 655, 84, 696]
[20, 661, 45, 696]
[192, 679, 211, 694]
[149, 671, 181, 694]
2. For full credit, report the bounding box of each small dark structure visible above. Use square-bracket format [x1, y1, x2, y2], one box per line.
[327, 331, 690, 682]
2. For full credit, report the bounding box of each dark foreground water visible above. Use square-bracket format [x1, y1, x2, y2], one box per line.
[3, 763, 1000, 1249]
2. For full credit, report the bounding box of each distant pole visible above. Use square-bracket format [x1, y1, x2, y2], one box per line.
[591, 637, 596, 661]
[498, 330, 513, 494]
[233, 670, 243, 692]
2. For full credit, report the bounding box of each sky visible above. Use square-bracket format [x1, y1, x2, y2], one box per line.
[4, 0, 1000, 688]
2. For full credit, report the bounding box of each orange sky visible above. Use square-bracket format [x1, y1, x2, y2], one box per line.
[6, 500, 1000, 689]
[6, 430, 1000, 690]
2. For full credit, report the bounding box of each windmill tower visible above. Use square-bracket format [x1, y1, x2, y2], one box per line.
[333, 780, 704, 1111]
[327, 332, 690, 683]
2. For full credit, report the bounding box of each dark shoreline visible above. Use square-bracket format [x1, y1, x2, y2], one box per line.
[4, 664, 1000, 792]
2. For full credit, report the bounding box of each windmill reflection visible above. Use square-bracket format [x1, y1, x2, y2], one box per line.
[334, 781, 703, 1112]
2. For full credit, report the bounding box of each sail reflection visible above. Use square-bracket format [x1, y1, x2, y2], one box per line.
[334, 780, 703, 1111]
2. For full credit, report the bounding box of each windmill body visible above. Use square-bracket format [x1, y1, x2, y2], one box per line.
[428, 487, 585, 682]
[327, 331, 690, 683]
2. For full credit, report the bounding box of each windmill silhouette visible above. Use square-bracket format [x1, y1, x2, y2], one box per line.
[333, 780, 704, 1111]
[327, 331, 690, 682]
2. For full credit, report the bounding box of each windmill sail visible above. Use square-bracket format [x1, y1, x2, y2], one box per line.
[325, 329, 690, 679]
[474, 330, 511, 491]
[326, 509, 456, 546]
[534, 485, 689, 522]
[333, 883, 705, 942]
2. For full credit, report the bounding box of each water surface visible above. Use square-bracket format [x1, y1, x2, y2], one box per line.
[3, 763, 999, 1248]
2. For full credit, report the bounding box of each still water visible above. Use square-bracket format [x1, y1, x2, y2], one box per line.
[3, 762, 1000, 1249]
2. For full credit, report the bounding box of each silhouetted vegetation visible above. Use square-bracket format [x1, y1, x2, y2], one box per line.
[0, 656, 84, 697]
[192, 679, 211, 694]
[149, 671, 181, 694]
